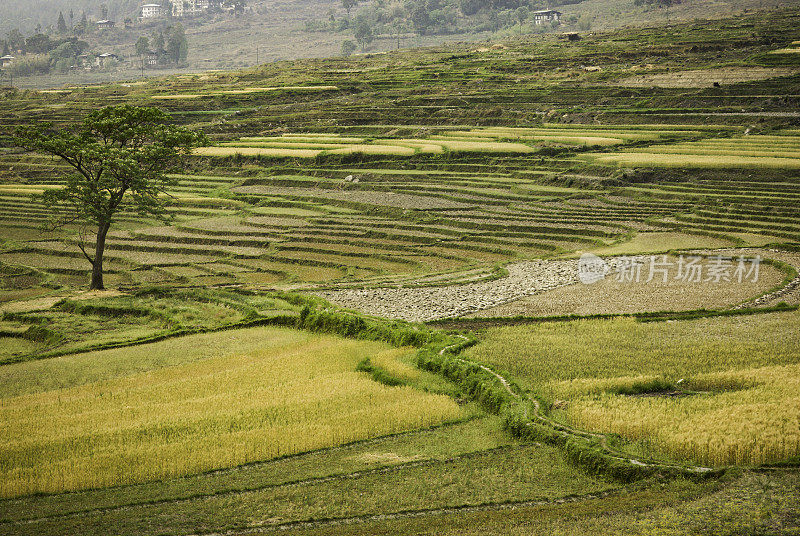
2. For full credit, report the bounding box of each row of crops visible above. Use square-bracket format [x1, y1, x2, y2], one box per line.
[195, 125, 707, 158]
[4, 124, 800, 294]
[1, 124, 683, 292]
[585, 132, 800, 169]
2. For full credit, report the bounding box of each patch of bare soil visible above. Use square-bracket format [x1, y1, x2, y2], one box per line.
[0, 289, 123, 314]
[466, 255, 783, 318]
[615, 67, 800, 88]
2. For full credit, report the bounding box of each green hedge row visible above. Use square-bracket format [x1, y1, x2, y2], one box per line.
[297, 306, 440, 347]
[416, 341, 723, 482]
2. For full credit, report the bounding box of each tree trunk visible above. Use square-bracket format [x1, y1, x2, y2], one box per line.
[90, 222, 110, 290]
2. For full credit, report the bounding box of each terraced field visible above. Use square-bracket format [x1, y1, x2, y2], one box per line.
[0, 7, 799, 536]
[197, 126, 700, 158]
[3, 121, 799, 316]
[585, 132, 800, 169]
[0, 327, 466, 497]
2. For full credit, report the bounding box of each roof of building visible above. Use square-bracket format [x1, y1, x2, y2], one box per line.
[1, 55, 15, 60]
[532, 9, 562, 14]
[96, 19, 115, 24]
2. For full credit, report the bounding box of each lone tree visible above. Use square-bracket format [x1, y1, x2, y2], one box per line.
[342, 0, 357, 15]
[135, 36, 150, 57]
[353, 18, 373, 51]
[57, 12, 68, 33]
[14, 106, 207, 290]
[341, 39, 357, 56]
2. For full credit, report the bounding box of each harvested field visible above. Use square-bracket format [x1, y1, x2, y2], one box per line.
[231, 186, 475, 209]
[467, 255, 784, 318]
[615, 67, 800, 88]
[316, 259, 613, 322]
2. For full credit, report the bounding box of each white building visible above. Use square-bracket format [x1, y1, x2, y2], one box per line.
[533, 10, 562, 25]
[96, 53, 120, 68]
[140, 4, 165, 19]
[172, 0, 211, 18]
[172, 1, 185, 17]
[0, 55, 14, 68]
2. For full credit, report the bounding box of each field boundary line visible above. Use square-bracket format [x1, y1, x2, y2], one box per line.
[190, 489, 623, 536]
[0, 420, 502, 526]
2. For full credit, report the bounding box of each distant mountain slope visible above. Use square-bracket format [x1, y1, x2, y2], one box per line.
[3, 0, 798, 90]
[1, 1, 141, 34]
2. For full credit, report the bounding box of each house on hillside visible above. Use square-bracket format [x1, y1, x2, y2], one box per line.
[172, 0, 211, 18]
[145, 50, 159, 66]
[171, 1, 185, 17]
[96, 20, 116, 30]
[96, 53, 120, 68]
[533, 10, 562, 25]
[140, 3, 165, 19]
[0, 55, 14, 68]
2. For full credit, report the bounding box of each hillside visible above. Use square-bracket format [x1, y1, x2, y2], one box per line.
[0, 6, 799, 535]
[2, 0, 799, 89]
[1, 0, 141, 35]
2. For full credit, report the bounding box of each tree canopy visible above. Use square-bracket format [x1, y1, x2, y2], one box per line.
[14, 105, 207, 289]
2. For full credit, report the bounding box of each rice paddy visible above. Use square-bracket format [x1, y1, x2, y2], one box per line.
[466, 311, 800, 465]
[199, 132, 537, 157]
[1, 8, 800, 533]
[584, 133, 800, 169]
[0, 326, 466, 497]
[566, 362, 800, 465]
[198, 124, 708, 159]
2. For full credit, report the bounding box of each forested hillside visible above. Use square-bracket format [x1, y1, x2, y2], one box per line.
[1, 0, 796, 89]
[1, 0, 141, 35]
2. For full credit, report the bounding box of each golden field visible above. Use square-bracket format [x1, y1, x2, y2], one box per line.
[466, 312, 800, 465]
[0, 327, 465, 497]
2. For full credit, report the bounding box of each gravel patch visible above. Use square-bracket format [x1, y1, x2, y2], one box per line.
[315, 259, 630, 322]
